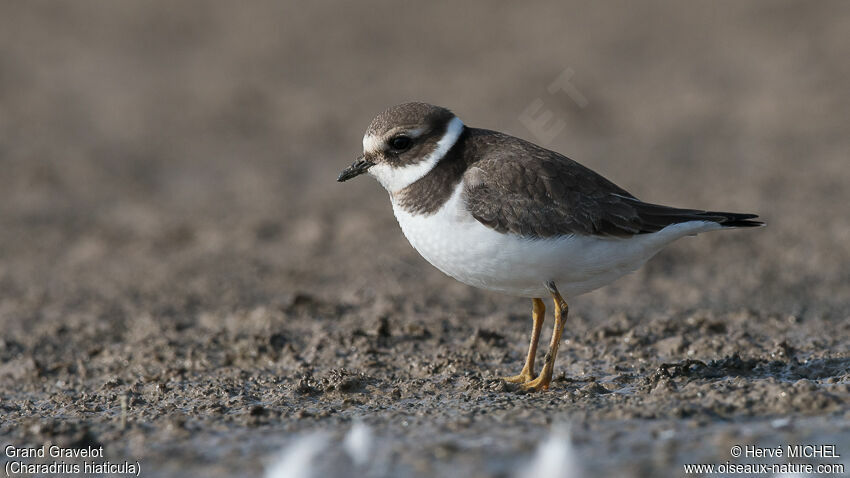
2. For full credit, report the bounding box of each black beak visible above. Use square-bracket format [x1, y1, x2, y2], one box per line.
[337, 155, 374, 182]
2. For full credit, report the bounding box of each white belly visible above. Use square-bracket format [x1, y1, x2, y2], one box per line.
[390, 182, 720, 298]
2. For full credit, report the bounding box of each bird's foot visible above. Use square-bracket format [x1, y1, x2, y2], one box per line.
[520, 372, 552, 392]
[500, 371, 535, 384]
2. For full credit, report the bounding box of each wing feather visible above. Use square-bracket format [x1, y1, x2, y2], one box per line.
[461, 134, 761, 238]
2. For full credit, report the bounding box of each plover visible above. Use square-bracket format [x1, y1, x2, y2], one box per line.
[338, 102, 762, 391]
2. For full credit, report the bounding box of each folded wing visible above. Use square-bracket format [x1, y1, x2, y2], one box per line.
[463, 150, 761, 238]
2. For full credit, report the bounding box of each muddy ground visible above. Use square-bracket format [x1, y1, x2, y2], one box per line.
[1, 2, 849, 477]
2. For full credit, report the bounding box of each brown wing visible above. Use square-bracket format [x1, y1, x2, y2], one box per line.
[462, 136, 761, 238]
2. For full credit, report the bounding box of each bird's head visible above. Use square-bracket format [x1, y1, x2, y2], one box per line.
[337, 102, 464, 193]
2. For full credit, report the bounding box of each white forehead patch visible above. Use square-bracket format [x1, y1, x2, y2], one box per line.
[362, 134, 382, 155]
[368, 116, 464, 193]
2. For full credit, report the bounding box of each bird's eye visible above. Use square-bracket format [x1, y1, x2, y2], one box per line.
[389, 135, 412, 151]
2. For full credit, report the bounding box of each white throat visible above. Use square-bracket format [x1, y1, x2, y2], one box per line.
[366, 116, 464, 193]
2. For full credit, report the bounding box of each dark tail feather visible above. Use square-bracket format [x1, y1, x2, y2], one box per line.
[700, 211, 764, 228]
[620, 197, 764, 230]
[705, 211, 764, 227]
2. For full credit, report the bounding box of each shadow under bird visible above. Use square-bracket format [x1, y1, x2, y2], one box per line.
[338, 102, 762, 391]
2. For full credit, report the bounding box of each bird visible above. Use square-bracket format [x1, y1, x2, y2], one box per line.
[337, 102, 762, 391]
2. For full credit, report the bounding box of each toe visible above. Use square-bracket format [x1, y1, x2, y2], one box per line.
[520, 376, 551, 391]
[501, 373, 534, 384]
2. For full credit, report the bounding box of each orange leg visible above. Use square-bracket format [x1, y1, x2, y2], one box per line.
[522, 283, 568, 391]
[501, 298, 546, 383]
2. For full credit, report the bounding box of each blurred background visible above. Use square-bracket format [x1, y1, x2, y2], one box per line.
[1, 1, 849, 476]
[3, 1, 849, 326]
[2, 1, 849, 324]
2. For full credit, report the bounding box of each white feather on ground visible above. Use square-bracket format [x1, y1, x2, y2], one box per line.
[343, 421, 374, 467]
[264, 432, 329, 478]
[265, 423, 586, 478]
[516, 427, 582, 478]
